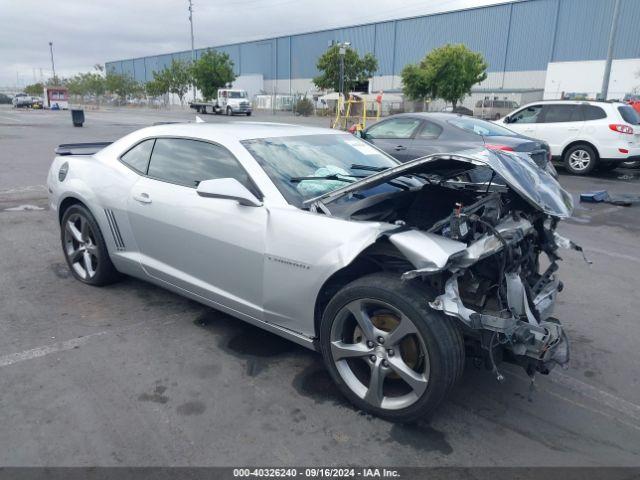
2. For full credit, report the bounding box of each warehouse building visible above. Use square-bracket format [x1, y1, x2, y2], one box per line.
[105, 0, 640, 108]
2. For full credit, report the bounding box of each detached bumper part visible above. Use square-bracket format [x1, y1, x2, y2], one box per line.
[430, 274, 569, 373]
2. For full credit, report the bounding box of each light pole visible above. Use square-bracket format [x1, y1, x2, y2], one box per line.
[600, 0, 621, 100]
[188, 0, 196, 101]
[49, 42, 56, 84]
[337, 41, 350, 105]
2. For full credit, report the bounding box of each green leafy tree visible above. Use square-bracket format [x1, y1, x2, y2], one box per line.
[190, 50, 236, 101]
[313, 45, 378, 93]
[402, 43, 487, 108]
[160, 59, 192, 105]
[24, 82, 44, 96]
[145, 75, 168, 98]
[105, 72, 141, 100]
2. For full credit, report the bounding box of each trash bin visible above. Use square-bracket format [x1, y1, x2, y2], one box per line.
[71, 109, 85, 127]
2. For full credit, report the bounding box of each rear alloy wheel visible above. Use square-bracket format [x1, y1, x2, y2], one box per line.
[320, 273, 464, 423]
[61, 204, 120, 286]
[564, 144, 597, 175]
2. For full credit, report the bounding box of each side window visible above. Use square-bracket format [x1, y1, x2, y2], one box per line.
[147, 138, 254, 191]
[416, 121, 443, 140]
[583, 105, 607, 121]
[540, 104, 583, 123]
[120, 139, 155, 174]
[509, 105, 543, 124]
[365, 118, 421, 139]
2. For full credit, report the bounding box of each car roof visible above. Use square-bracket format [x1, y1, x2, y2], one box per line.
[378, 112, 473, 122]
[520, 100, 626, 107]
[128, 122, 344, 143]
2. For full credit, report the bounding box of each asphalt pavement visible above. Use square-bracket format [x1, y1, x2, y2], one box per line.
[1, 105, 639, 466]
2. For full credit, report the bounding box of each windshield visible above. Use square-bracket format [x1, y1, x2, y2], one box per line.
[228, 91, 247, 99]
[448, 117, 518, 137]
[241, 134, 399, 206]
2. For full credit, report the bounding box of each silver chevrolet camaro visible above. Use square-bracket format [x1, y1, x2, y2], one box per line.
[47, 122, 576, 422]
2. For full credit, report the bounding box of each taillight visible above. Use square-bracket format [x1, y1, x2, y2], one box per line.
[486, 144, 514, 152]
[609, 124, 634, 134]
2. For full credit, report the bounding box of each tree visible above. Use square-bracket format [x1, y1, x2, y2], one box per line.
[105, 72, 141, 100]
[145, 76, 168, 98]
[24, 82, 44, 96]
[401, 43, 487, 108]
[190, 50, 236, 101]
[152, 59, 192, 105]
[313, 45, 378, 93]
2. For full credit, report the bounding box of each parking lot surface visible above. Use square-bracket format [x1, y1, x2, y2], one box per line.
[1, 105, 640, 466]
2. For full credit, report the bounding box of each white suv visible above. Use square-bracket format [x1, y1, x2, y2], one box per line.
[497, 101, 640, 175]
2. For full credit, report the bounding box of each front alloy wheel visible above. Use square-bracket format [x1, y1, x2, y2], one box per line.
[320, 273, 464, 422]
[330, 298, 430, 410]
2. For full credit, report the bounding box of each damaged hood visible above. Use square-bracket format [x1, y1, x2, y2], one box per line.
[304, 148, 574, 218]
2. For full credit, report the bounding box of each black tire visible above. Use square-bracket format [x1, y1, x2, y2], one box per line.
[226, 107, 232, 116]
[60, 204, 121, 286]
[246, 112, 252, 116]
[319, 272, 464, 423]
[563, 144, 598, 175]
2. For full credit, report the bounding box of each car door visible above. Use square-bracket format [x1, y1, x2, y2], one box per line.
[534, 104, 585, 155]
[362, 117, 422, 162]
[127, 137, 267, 320]
[408, 120, 447, 158]
[504, 104, 543, 138]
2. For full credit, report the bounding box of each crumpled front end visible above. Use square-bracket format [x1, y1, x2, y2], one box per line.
[316, 148, 579, 378]
[392, 213, 573, 377]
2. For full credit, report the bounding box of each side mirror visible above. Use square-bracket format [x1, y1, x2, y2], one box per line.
[196, 178, 262, 207]
[503, 116, 511, 124]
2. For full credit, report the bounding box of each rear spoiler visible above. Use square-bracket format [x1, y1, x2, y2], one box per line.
[55, 142, 113, 156]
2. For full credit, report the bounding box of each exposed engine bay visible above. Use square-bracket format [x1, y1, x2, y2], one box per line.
[307, 150, 580, 379]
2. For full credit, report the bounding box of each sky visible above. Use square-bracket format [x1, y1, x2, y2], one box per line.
[0, 0, 515, 87]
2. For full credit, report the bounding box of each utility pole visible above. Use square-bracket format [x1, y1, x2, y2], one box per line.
[49, 42, 56, 84]
[188, 0, 196, 101]
[600, 0, 621, 100]
[338, 41, 350, 101]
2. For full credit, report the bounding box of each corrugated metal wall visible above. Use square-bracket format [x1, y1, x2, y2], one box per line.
[105, 0, 640, 86]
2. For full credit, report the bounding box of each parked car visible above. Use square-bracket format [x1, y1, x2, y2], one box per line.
[497, 100, 640, 174]
[48, 123, 573, 422]
[441, 105, 473, 116]
[474, 99, 519, 120]
[359, 113, 557, 177]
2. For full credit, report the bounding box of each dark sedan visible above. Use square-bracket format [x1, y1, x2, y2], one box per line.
[359, 113, 557, 177]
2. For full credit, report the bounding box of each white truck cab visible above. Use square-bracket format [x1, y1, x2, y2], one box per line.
[216, 89, 251, 116]
[190, 88, 252, 116]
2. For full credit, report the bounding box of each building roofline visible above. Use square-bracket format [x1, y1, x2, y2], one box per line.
[105, 0, 530, 65]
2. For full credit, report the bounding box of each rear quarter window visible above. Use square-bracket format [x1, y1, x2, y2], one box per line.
[618, 105, 640, 125]
[583, 105, 607, 121]
[120, 139, 155, 174]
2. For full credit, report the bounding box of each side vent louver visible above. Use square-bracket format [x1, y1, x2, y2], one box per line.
[104, 209, 125, 251]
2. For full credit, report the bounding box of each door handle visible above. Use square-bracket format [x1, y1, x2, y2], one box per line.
[394, 145, 407, 151]
[133, 192, 152, 204]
